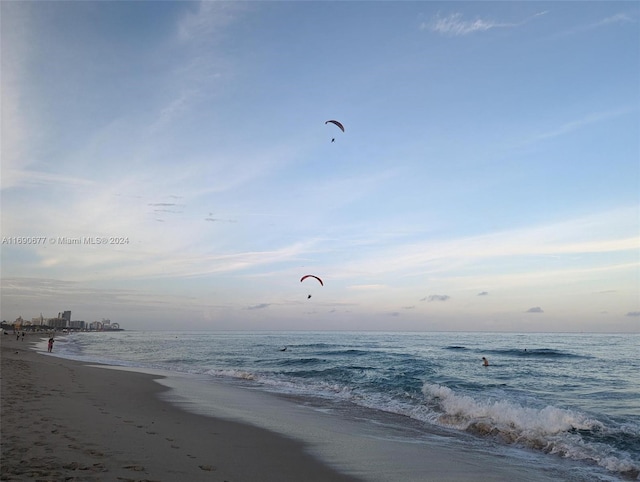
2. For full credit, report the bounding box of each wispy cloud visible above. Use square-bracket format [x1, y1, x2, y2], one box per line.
[332, 213, 639, 283]
[424, 294, 450, 302]
[423, 11, 547, 36]
[526, 307, 544, 313]
[177, 1, 244, 43]
[599, 13, 635, 26]
[0, 3, 38, 191]
[0, 276, 230, 323]
[205, 217, 237, 223]
[3, 170, 96, 190]
[559, 12, 636, 37]
[525, 107, 635, 145]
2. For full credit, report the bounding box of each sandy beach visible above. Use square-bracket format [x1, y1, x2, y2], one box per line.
[0, 335, 360, 482]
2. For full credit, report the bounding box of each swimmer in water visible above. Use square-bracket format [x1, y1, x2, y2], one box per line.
[482, 357, 489, 367]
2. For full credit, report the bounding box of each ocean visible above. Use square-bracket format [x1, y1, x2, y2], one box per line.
[45, 331, 639, 481]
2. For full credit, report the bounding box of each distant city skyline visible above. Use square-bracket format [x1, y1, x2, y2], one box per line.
[3, 310, 120, 331]
[1, 2, 638, 332]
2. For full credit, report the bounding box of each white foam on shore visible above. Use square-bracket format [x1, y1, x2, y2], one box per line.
[152, 372, 580, 482]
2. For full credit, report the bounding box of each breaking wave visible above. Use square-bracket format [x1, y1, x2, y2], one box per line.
[422, 383, 639, 479]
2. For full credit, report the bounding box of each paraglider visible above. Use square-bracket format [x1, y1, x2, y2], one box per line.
[325, 120, 344, 142]
[325, 120, 344, 132]
[300, 275, 323, 286]
[301, 275, 323, 299]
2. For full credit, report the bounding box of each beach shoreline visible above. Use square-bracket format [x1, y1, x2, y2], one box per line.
[0, 335, 359, 481]
[0, 333, 598, 482]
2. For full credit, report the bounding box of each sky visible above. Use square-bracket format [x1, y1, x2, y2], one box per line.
[1, 1, 638, 332]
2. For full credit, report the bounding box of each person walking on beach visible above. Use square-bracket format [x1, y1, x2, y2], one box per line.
[48, 338, 55, 353]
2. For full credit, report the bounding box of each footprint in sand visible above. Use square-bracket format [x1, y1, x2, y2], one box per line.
[123, 464, 145, 472]
[199, 464, 217, 471]
[89, 462, 107, 472]
[85, 448, 104, 457]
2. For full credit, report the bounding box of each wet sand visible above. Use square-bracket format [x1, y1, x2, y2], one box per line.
[0, 335, 360, 481]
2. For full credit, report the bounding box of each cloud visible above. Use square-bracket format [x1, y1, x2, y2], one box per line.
[205, 218, 237, 223]
[551, 12, 636, 38]
[333, 206, 639, 282]
[525, 107, 635, 145]
[0, 4, 38, 191]
[626, 311, 640, 317]
[3, 170, 96, 190]
[425, 13, 503, 35]
[177, 1, 243, 43]
[478, 291, 489, 296]
[0, 277, 198, 317]
[526, 307, 544, 313]
[423, 11, 547, 36]
[599, 13, 635, 26]
[425, 295, 450, 302]
[247, 303, 270, 310]
[154, 209, 182, 214]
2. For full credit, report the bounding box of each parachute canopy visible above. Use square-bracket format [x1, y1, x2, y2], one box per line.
[325, 120, 344, 132]
[300, 275, 323, 286]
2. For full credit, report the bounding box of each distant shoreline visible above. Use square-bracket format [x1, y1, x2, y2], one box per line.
[2, 327, 124, 334]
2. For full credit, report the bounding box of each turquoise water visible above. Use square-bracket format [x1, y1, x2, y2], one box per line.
[50, 331, 639, 481]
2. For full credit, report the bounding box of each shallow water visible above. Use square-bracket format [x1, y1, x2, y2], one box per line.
[50, 331, 640, 481]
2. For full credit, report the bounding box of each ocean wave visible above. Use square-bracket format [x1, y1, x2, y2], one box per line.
[484, 348, 590, 359]
[421, 383, 639, 479]
[207, 369, 258, 381]
[259, 357, 326, 367]
[314, 349, 370, 357]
